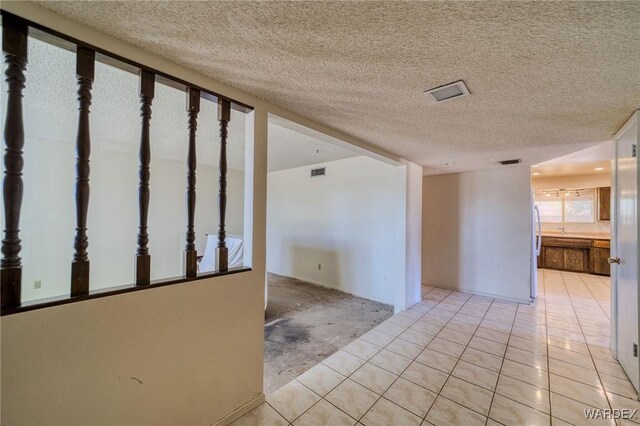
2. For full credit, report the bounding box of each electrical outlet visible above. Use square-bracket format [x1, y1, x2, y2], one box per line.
[318, 264, 322, 270]
[33, 280, 42, 289]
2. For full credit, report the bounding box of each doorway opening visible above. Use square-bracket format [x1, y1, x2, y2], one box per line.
[263, 116, 408, 392]
[531, 127, 639, 398]
[531, 142, 613, 281]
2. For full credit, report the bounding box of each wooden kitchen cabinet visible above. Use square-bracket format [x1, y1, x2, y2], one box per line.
[543, 247, 565, 269]
[590, 240, 611, 275]
[598, 187, 611, 221]
[564, 248, 588, 271]
[538, 236, 610, 276]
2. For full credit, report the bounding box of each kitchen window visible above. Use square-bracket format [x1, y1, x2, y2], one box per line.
[535, 189, 595, 224]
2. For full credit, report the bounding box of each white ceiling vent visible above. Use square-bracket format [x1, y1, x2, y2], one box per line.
[311, 167, 326, 177]
[424, 80, 470, 104]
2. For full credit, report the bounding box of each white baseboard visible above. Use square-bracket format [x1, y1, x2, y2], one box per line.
[422, 283, 531, 304]
[211, 393, 265, 426]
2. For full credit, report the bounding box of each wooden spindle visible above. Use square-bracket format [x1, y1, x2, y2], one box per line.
[184, 88, 200, 278]
[1, 15, 28, 311]
[216, 99, 230, 272]
[71, 47, 95, 297]
[136, 70, 155, 285]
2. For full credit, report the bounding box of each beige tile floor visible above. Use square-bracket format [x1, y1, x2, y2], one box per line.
[233, 269, 640, 425]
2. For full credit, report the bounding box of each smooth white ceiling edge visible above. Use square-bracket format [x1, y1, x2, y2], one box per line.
[614, 109, 639, 140]
[269, 114, 402, 167]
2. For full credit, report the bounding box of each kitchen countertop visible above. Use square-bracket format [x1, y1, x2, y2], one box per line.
[541, 232, 611, 240]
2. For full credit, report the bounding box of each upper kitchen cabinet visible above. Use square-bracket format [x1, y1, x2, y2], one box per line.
[598, 186, 611, 221]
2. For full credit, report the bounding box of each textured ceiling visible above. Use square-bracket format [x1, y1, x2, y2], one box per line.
[32, 1, 640, 174]
[1, 36, 247, 169]
[1, 36, 358, 172]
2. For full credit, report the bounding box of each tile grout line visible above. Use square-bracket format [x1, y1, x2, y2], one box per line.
[269, 315, 398, 423]
[483, 291, 520, 425]
[434, 297, 501, 423]
[260, 400, 290, 425]
[253, 271, 629, 426]
[548, 272, 592, 426]
[525, 271, 608, 420]
[419, 296, 494, 421]
[291, 321, 409, 423]
[558, 271, 617, 425]
[564, 272, 622, 409]
[286, 275, 569, 425]
[577, 271, 611, 322]
[276, 287, 447, 424]
[442, 299, 552, 420]
[263, 286, 406, 423]
[350, 288, 461, 423]
[542, 269, 556, 424]
[285, 287, 443, 424]
[354, 288, 457, 424]
[573, 272, 610, 324]
[376, 289, 476, 424]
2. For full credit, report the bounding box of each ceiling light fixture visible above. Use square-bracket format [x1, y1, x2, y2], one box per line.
[595, 167, 604, 171]
[424, 80, 470, 104]
[533, 172, 540, 176]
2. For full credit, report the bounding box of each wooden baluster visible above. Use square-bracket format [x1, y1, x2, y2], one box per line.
[71, 47, 95, 297]
[136, 71, 155, 285]
[216, 99, 230, 272]
[184, 88, 200, 278]
[1, 15, 28, 311]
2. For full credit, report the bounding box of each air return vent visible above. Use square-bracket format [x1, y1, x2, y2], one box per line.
[311, 167, 326, 177]
[499, 158, 522, 165]
[424, 80, 470, 104]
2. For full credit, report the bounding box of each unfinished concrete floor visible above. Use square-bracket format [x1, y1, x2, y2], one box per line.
[264, 273, 393, 394]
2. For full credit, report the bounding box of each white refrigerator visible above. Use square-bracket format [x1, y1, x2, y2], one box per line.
[531, 191, 542, 301]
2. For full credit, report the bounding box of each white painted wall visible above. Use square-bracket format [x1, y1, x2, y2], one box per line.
[1, 4, 268, 424]
[0, 271, 266, 426]
[533, 173, 612, 234]
[399, 160, 423, 311]
[0, 3, 404, 425]
[266, 156, 405, 305]
[1, 101, 264, 426]
[14, 136, 244, 302]
[422, 167, 532, 302]
[533, 173, 611, 190]
[0, 32, 246, 302]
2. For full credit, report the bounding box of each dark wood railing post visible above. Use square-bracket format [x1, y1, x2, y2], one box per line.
[216, 99, 231, 272]
[71, 47, 95, 297]
[185, 88, 200, 278]
[1, 15, 28, 311]
[136, 70, 155, 285]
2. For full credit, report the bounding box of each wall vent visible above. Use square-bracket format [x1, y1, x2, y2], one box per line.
[424, 80, 470, 104]
[499, 158, 522, 165]
[311, 167, 326, 177]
